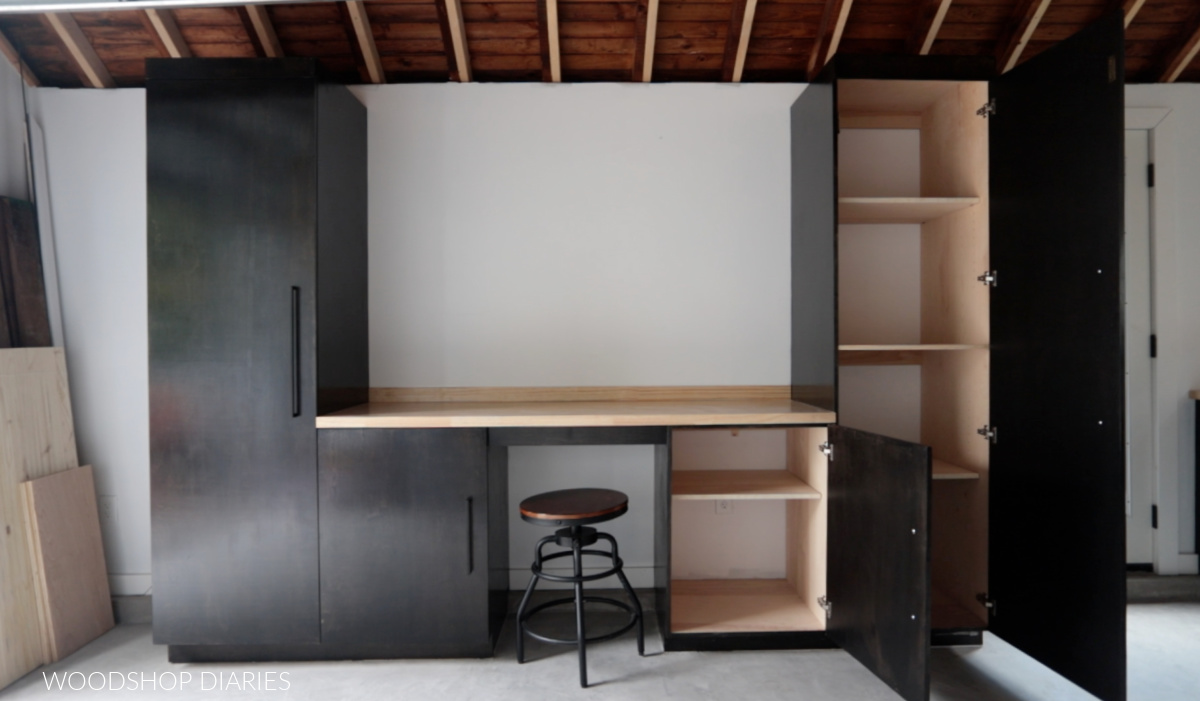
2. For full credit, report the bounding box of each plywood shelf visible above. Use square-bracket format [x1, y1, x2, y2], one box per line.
[671, 470, 821, 501]
[670, 579, 823, 634]
[839, 197, 980, 224]
[932, 459, 979, 481]
[838, 344, 987, 366]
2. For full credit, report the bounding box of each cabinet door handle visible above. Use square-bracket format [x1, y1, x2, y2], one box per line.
[291, 286, 301, 417]
[466, 496, 474, 575]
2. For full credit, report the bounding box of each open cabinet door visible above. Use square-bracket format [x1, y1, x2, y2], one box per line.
[828, 425, 931, 701]
[989, 11, 1126, 701]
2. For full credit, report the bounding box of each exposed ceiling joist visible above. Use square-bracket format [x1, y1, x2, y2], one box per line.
[907, 0, 953, 55]
[725, 0, 759, 82]
[440, 0, 471, 82]
[344, 1, 383, 84]
[43, 12, 114, 88]
[996, 0, 1052, 74]
[144, 8, 190, 58]
[1122, 0, 1148, 28]
[1160, 19, 1200, 83]
[242, 4, 283, 58]
[633, 0, 659, 83]
[0, 27, 39, 86]
[542, 0, 561, 82]
[807, 0, 854, 80]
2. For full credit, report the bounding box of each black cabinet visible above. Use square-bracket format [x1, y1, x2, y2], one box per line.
[148, 58, 367, 648]
[318, 429, 508, 656]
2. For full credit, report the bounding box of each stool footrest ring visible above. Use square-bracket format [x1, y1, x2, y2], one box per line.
[519, 596, 639, 646]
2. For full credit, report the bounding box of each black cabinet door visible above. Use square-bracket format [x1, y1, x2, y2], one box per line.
[790, 70, 838, 412]
[148, 74, 319, 645]
[319, 429, 492, 655]
[828, 425, 931, 701]
[989, 11, 1126, 701]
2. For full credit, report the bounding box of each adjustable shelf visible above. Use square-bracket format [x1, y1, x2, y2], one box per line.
[670, 579, 824, 634]
[838, 344, 987, 366]
[671, 470, 821, 500]
[932, 459, 979, 481]
[839, 197, 980, 224]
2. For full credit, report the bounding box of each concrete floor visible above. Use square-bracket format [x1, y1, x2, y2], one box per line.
[3, 604, 1197, 700]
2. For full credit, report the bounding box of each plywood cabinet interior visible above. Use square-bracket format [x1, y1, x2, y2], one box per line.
[836, 78, 990, 633]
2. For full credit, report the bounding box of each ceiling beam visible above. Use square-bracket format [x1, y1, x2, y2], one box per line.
[0, 28, 39, 86]
[344, 1, 384, 84]
[541, 0, 561, 82]
[43, 12, 114, 88]
[1160, 18, 1200, 83]
[243, 4, 283, 58]
[1120, 0, 1147, 29]
[440, 0, 471, 82]
[144, 9, 191, 58]
[907, 0, 953, 55]
[995, 0, 1052, 74]
[723, 0, 759, 82]
[806, 0, 854, 80]
[632, 0, 660, 82]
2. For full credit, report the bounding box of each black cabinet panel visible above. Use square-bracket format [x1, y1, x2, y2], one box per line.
[828, 426, 931, 701]
[989, 12, 1126, 701]
[789, 76, 837, 411]
[318, 429, 494, 655]
[148, 74, 320, 645]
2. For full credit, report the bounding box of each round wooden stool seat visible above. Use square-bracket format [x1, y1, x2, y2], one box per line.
[519, 488, 628, 526]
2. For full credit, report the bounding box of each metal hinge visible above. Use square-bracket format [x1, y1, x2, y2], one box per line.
[977, 593, 997, 617]
[977, 425, 997, 444]
[819, 441, 833, 461]
[1152, 504, 1158, 529]
[1150, 334, 1157, 358]
[976, 98, 996, 118]
[817, 595, 832, 620]
[978, 270, 997, 287]
[1148, 163, 1155, 188]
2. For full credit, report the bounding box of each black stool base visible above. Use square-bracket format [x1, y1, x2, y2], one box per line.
[516, 524, 644, 688]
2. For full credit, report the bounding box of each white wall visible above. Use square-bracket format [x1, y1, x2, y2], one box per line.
[32, 88, 150, 595]
[0, 58, 28, 199]
[1127, 85, 1200, 573]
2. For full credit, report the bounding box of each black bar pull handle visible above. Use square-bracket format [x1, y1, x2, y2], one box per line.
[291, 286, 301, 417]
[466, 496, 475, 575]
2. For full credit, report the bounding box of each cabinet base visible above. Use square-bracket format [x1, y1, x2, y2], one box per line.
[168, 643, 494, 663]
[931, 627, 984, 647]
[663, 631, 837, 652]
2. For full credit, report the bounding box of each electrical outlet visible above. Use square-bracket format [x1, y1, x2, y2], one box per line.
[715, 499, 733, 515]
[98, 495, 116, 527]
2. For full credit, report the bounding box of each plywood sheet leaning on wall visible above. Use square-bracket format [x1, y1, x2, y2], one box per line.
[22, 465, 114, 661]
[0, 348, 79, 689]
[0, 198, 53, 348]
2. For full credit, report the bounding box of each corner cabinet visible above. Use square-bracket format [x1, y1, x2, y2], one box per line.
[786, 11, 1123, 701]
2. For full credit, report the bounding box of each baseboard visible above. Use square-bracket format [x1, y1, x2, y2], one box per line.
[1127, 574, 1200, 603]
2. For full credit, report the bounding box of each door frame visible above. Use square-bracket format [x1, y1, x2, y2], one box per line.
[1126, 105, 1200, 576]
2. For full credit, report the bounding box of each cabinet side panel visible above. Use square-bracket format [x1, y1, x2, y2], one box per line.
[790, 84, 837, 410]
[786, 427, 827, 627]
[148, 76, 319, 645]
[654, 441, 671, 637]
[487, 443, 509, 645]
[316, 86, 369, 414]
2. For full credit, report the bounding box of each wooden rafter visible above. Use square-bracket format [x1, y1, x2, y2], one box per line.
[144, 9, 191, 58]
[540, 0, 561, 82]
[806, 0, 854, 80]
[43, 12, 114, 88]
[633, 0, 660, 82]
[1160, 18, 1200, 83]
[0, 27, 38, 87]
[907, 0, 953, 55]
[995, 0, 1052, 74]
[243, 4, 283, 58]
[724, 0, 759, 82]
[439, 0, 471, 82]
[344, 1, 384, 84]
[1121, 0, 1148, 29]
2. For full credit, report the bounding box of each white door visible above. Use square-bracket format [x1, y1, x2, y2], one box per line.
[1125, 129, 1155, 565]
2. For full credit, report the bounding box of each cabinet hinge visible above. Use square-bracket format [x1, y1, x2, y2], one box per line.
[817, 595, 832, 620]
[1148, 163, 1155, 188]
[977, 270, 997, 287]
[1152, 504, 1158, 529]
[1150, 334, 1157, 358]
[977, 593, 997, 617]
[819, 441, 833, 461]
[977, 425, 997, 444]
[976, 98, 996, 119]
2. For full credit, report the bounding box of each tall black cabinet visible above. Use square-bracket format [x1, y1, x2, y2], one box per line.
[148, 59, 368, 646]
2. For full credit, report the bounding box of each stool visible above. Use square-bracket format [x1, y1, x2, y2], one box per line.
[515, 488, 644, 688]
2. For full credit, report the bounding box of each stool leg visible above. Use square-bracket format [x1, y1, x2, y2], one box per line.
[515, 573, 539, 664]
[615, 567, 644, 657]
[572, 528, 588, 688]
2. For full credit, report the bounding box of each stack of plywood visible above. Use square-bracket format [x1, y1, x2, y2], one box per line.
[0, 348, 112, 690]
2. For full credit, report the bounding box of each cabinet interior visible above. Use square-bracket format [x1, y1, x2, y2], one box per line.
[837, 78, 990, 631]
[669, 426, 828, 634]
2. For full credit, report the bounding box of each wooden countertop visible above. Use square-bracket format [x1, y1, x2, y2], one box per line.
[315, 399, 835, 429]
